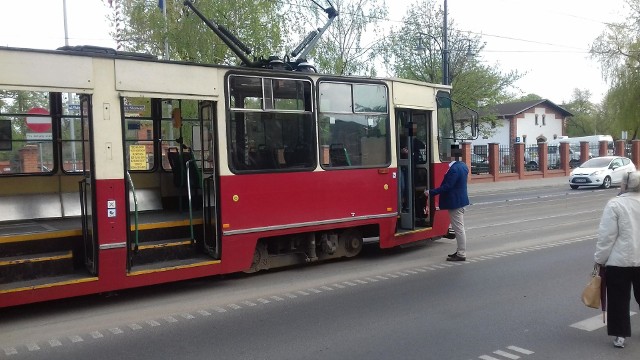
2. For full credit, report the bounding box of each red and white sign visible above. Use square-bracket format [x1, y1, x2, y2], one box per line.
[26, 107, 52, 133]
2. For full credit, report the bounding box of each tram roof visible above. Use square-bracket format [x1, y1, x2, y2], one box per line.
[1, 45, 451, 90]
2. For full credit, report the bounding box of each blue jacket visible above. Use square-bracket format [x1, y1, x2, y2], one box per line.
[429, 161, 470, 210]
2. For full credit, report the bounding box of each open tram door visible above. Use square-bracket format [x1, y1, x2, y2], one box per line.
[397, 109, 430, 230]
[78, 95, 98, 275]
[198, 101, 220, 259]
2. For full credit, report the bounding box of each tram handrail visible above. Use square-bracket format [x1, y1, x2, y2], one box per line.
[126, 171, 139, 252]
[185, 159, 199, 245]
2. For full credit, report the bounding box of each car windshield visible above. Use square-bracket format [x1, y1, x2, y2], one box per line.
[580, 158, 612, 168]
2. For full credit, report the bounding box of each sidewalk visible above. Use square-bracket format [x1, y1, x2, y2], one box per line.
[467, 176, 569, 195]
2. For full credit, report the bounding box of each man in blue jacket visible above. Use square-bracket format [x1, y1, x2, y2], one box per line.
[426, 160, 470, 261]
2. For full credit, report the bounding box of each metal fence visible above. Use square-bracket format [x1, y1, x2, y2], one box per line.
[499, 145, 513, 173]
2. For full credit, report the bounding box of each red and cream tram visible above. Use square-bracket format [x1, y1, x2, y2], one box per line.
[0, 43, 475, 308]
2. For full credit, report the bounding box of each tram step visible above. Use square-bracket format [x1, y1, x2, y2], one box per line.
[131, 238, 196, 265]
[0, 233, 79, 258]
[0, 250, 74, 284]
[132, 220, 202, 243]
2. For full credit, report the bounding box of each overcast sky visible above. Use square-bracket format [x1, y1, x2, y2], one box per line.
[0, 0, 628, 104]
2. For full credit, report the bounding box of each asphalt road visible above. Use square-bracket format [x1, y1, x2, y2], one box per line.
[1, 180, 638, 359]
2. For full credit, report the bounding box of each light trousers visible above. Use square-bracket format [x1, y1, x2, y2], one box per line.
[448, 207, 467, 257]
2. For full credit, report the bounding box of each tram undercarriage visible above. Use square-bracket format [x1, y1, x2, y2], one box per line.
[248, 228, 367, 272]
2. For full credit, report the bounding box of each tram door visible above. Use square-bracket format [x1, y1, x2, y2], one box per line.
[198, 101, 220, 259]
[397, 110, 430, 230]
[78, 95, 98, 275]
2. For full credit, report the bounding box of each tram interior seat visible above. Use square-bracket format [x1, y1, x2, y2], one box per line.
[167, 147, 200, 190]
[329, 144, 351, 166]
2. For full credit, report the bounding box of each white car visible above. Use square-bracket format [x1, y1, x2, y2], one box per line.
[569, 156, 636, 189]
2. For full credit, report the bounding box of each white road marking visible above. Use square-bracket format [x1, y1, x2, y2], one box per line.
[493, 349, 520, 359]
[145, 320, 161, 327]
[108, 327, 124, 334]
[180, 313, 195, 319]
[257, 298, 270, 304]
[227, 304, 241, 310]
[48, 339, 62, 347]
[69, 335, 83, 343]
[90, 331, 104, 338]
[198, 310, 212, 316]
[479, 355, 501, 360]
[26, 343, 40, 351]
[4, 347, 17, 356]
[163, 316, 178, 323]
[129, 323, 143, 330]
[506, 346, 534, 355]
[570, 312, 636, 331]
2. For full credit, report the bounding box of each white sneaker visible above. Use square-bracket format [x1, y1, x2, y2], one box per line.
[613, 337, 625, 348]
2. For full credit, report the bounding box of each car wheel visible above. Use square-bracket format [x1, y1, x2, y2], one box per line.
[570, 185, 579, 189]
[601, 176, 612, 189]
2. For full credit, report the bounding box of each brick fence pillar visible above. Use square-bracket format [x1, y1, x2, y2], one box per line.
[19, 145, 40, 173]
[580, 141, 590, 163]
[461, 142, 472, 181]
[488, 143, 500, 182]
[599, 140, 609, 157]
[538, 142, 548, 176]
[632, 140, 640, 167]
[560, 142, 570, 175]
[615, 140, 626, 157]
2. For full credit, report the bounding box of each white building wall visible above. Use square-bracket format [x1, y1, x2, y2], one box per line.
[516, 107, 563, 147]
[471, 118, 510, 153]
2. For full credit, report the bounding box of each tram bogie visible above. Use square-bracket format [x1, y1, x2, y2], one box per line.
[248, 227, 365, 272]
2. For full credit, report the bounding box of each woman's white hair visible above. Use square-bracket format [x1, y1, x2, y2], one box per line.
[627, 171, 640, 192]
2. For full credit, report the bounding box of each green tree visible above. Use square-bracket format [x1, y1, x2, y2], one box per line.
[381, 0, 521, 136]
[290, 0, 388, 75]
[590, 0, 640, 139]
[562, 88, 607, 137]
[107, 0, 286, 65]
[516, 93, 543, 102]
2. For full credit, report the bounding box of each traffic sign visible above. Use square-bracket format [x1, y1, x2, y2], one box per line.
[26, 107, 52, 133]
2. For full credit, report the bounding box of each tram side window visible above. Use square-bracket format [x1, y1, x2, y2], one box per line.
[159, 99, 203, 172]
[227, 75, 315, 172]
[318, 82, 390, 168]
[0, 90, 55, 174]
[60, 93, 85, 173]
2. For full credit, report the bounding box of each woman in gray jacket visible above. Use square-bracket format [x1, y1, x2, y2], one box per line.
[595, 171, 640, 348]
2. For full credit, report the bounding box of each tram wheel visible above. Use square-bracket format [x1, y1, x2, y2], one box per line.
[340, 230, 363, 258]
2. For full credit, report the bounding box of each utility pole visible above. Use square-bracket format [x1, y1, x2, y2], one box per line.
[442, 0, 449, 86]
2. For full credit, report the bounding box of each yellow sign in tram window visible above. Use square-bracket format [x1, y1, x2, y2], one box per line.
[129, 145, 148, 170]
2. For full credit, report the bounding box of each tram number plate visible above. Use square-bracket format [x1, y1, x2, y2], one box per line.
[574, 178, 586, 183]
